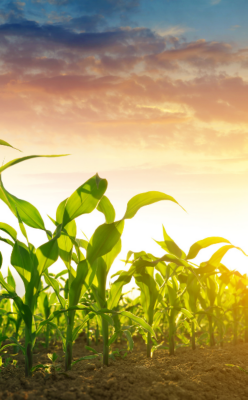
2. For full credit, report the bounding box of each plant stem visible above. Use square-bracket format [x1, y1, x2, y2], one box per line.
[25, 326, 33, 377]
[169, 317, 175, 355]
[95, 323, 99, 345]
[147, 331, 151, 358]
[102, 316, 109, 366]
[245, 309, 248, 343]
[233, 305, 238, 346]
[208, 315, 215, 347]
[65, 311, 74, 371]
[45, 324, 49, 349]
[191, 321, 195, 350]
[219, 320, 223, 347]
[86, 320, 90, 346]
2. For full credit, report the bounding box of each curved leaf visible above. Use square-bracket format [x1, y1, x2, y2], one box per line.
[123, 191, 185, 220]
[186, 237, 231, 260]
[155, 226, 186, 259]
[0, 139, 21, 152]
[0, 154, 68, 174]
[0, 223, 17, 241]
[87, 220, 125, 265]
[0, 272, 32, 331]
[97, 196, 115, 223]
[0, 175, 47, 232]
[62, 174, 107, 228]
[208, 244, 247, 267]
[119, 310, 155, 337]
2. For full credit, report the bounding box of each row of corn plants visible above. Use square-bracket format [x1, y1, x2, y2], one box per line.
[0, 139, 247, 377]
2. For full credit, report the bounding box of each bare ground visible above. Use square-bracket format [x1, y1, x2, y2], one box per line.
[1, 336, 248, 400]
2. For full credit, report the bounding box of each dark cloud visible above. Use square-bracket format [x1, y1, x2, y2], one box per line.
[0, 1, 25, 23]
[65, 15, 106, 32]
[32, 0, 140, 16]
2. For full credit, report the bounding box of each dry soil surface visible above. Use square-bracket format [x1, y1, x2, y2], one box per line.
[1, 338, 248, 400]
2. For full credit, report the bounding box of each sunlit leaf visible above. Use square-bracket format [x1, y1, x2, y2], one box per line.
[97, 195, 115, 223]
[0, 139, 21, 152]
[123, 191, 185, 219]
[62, 174, 107, 228]
[186, 237, 231, 260]
[154, 225, 186, 259]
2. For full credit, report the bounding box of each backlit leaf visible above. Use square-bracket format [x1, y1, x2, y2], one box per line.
[0, 139, 21, 152]
[62, 174, 107, 228]
[123, 191, 185, 219]
[186, 237, 231, 260]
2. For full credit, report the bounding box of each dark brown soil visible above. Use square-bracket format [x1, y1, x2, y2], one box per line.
[1, 336, 248, 400]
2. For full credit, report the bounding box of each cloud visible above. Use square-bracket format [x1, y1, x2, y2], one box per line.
[32, 0, 140, 15]
[0, 0, 25, 23]
[0, 8, 247, 162]
[230, 25, 241, 31]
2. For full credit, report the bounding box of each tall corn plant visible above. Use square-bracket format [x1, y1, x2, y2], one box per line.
[0, 140, 67, 376]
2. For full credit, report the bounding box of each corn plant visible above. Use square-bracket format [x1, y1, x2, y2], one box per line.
[0, 141, 67, 376]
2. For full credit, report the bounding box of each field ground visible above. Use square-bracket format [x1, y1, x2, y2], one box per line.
[1, 335, 248, 400]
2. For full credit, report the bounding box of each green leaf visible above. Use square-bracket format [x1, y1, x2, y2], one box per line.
[167, 283, 177, 306]
[0, 237, 14, 247]
[7, 267, 16, 291]
[123, 330, 134, 351]
[208, 244, 247, 267]
[155, 226, 186, 259]
[97, 196, 115, 223]
[186, 237, 231, 260]
[135, 272, 159, 325]
[180, 308, 194, 319]
[15, 207, 29, 243]
[56, 198, 68, 224]
[0, 139, 21, 152]
[36, 238, 59, 277]
[55, 270, 68, 279]
[0, 223, 17, 241]
[0, 154, 68, 174]
[93, 239, 122, 308]
[119, 310, 155, 337]
[0, 252, 2, 268]
[107, 269, 133, 310]
[72, 315, 91, 341]
[87, 220, 125, 265]
[43, 271, 66, 308]
[0, 175, 47, 232]
[0, 272, 32, 331]
[69, 260, 96, 307]
[62, 174, 107, 228]
[11, 240, 33, 287]
[123, 191, 185, 219]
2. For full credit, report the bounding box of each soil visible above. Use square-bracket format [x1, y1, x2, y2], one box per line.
[1, 335, 248, 400]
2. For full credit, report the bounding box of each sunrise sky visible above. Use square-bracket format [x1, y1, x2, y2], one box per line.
[1, 0, 248, 295]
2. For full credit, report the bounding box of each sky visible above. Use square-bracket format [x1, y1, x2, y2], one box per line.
[0, 0, 248, 296]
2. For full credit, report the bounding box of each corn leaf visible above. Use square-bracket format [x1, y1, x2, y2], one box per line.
[155, 226, 186, 259]
[123, 191, 185, 219]
[0, 175, 48, 233]
[0, 223, 17, 241]
[62, 174, 107, 228]
[186, 237, 231, 260]
[97, 196, 115, 223]
[0, 139, 21, 152]
[119, 310, 155, 337]
[0, 272, 32, 331]
[87, 220, 125, 265]
[0, 154, 68, 174]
